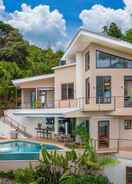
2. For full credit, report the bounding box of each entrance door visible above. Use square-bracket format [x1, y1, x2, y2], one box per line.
[98, 120, 109, 148]
[126, 167, 132, 184]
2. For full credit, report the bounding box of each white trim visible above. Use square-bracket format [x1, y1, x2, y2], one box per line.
[10, 108, 80, 118]
[12, 74, 54, 87]
[62, 29, 132, 59]
[53, 63, 76, 70]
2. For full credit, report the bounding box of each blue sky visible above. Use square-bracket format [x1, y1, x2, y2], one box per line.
[4, 0, 125, 34]
[1, 0, 131, 50]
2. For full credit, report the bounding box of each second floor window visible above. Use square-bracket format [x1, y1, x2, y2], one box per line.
[85, 78, 90, 104]
[96, 76, 111, 104]
[96, 50, 132, 69]
[61, 83, 74, 100]
[85, 52, 90, 71]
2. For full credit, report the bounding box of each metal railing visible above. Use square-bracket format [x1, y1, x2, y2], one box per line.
[3, 114, 31, 138]
[1, 96, 132, 111]
[92, 139, 132, 154]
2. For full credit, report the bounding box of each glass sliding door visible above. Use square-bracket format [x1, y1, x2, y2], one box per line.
[98, 120, 109, 148]
[124, 76, 132, 107]
[96, 76, 111, 104]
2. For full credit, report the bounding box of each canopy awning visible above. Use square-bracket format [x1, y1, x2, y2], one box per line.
[12, 108, 80, 118]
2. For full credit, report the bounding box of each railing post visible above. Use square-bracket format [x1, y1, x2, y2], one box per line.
[117, 139, 119, 153]
[114, 96, 116, 111]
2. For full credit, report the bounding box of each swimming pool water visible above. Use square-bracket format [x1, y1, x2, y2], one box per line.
[0, 140, 62, 160]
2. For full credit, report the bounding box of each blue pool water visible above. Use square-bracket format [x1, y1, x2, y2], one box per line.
[0, 140, 62, 160]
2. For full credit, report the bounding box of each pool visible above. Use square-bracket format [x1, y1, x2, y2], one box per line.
[0, 140, 63, 160]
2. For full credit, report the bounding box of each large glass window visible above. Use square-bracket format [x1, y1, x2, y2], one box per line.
[85, 52, 90, 71]
[96, 50, 132, 69]
[85, 78, 90, 104]
[96, 76, 111, 104]
[61, 83, 74, 100]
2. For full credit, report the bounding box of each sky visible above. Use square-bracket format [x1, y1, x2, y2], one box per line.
[0, 0, 132, 50]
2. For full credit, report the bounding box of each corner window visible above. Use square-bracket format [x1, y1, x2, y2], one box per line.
[61, 83, 74, 100]
[85, 52, 90, 71]
[96, 50, 132, 69]
[124, 120, 132, 129]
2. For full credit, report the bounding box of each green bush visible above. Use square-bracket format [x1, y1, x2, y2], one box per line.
[60, 175, 111, 184]
[15, 167, 35, 184]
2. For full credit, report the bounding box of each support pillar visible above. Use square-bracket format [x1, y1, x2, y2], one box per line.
[54, 117, 59, 135]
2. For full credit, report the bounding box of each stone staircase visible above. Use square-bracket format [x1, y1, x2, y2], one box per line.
[2, 114, 32, 138]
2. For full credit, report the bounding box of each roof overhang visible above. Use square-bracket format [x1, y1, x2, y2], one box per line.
[62, 29, 132, 60]
[12, 108, 80, 118]
[12, 74, 54, 87]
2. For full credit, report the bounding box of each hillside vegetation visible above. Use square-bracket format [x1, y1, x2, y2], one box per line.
[0, 21, 63, 108]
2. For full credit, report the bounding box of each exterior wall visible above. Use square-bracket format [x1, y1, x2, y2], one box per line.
[104, 158, 132, 184]
[54, 65, 76, 104]
[90, 115, 119, 139]
[83, 43, 132, 111]
[119, 118, 132, 140]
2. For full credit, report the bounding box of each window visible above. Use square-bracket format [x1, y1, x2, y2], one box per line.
[96, 51, 111, 68]
[61, 83, 74, 100]
[85, 78, 90, 104]
[85, 52, 90, 71]
[59, 60, 66, 66]
[126, 167, 132, 184]
[124, 120, 132, 129]
[96, 76, 111, 104]
[96, 50, 132, 69]
[124, 76, 132, 107]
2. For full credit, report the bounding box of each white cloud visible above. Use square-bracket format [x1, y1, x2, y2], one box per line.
[0, 0, 5, 11]
[79, 0, 132, 33]
[6, 4, 67, 50]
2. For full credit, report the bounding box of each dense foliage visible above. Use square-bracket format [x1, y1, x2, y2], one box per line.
[0, 21, 63, 108]
[103, 22, 132, 43]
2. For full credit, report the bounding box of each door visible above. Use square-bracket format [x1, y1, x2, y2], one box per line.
[126, 167, 132, 184]
[98, 120, 109, 148]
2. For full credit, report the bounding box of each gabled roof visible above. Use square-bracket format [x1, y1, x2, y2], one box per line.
[62, 29, 132, 60]
[12, 74, 54, 87]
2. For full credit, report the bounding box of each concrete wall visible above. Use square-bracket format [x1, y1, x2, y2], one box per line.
[104, 158, 132, 184]
[54, 65, 76, 102]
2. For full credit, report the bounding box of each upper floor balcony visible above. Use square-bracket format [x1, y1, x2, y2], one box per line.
[55, 96, 132, 113]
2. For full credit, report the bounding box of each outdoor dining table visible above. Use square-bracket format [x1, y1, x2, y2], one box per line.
[35, 127, 52, 138]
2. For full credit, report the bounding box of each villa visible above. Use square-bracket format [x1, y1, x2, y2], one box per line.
[3, 29, 132, 183]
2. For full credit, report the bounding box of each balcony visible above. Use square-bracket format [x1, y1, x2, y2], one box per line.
[55, 96, 132, 112]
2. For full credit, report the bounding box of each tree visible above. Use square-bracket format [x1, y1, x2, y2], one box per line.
[123, 28, 132, 43]
[103, 23, 123, 39]
[0, 21, 63, 109]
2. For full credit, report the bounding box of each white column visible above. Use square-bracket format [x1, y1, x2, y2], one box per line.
[75, 118, 82, 143]
[76, 52, 84, 99]
[21, 89, 24, 108]
[54, 117, 59, 134]
[35, 88, 38, 102]
[65, 122, 68, 136]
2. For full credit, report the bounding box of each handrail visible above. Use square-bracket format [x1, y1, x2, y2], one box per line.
[3, 113, 31, 137]
[1, 96, 132, 110]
